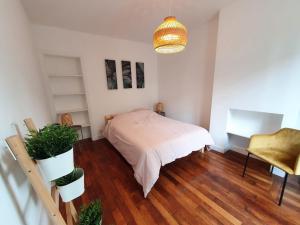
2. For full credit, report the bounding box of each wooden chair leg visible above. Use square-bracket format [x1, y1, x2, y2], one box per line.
[278, 173, 288, 206]
[242, 153, 250, 177]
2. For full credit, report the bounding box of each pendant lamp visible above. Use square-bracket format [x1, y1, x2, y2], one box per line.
[153, 16, 188, 54]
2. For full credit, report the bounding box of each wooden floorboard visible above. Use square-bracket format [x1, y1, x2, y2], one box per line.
[73, 139, 300, 225]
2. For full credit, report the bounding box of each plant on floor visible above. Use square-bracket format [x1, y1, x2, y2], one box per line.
[25, 124, 78, 159]
[79, 200, 103, 225]
[55, 168, 83, 186]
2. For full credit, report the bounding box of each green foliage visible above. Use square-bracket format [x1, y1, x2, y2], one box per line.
[79, 200, 102, 225]
[25, 124, 78, 160]
[55, 168, 83, 186]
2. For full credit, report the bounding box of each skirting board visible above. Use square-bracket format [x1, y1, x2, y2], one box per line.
[209, 145, 225, 153]
[92, 127, 104, 141]
[93, 134, 104, 141]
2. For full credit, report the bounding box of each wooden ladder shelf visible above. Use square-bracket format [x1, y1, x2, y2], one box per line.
[6, 118, 79, 225]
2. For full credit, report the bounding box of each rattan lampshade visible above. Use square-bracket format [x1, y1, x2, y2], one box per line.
[153, 16, 187, 54]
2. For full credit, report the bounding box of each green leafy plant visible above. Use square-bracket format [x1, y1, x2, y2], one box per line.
[55, 168, 83, 186]
[79, 200, 103, 225]
[25, 124, 78, 160]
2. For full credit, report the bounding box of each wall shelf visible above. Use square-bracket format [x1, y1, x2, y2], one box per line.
[42, 54, 91, 138]
[56, 107, 88, 114]
[226, 131, 251, 138]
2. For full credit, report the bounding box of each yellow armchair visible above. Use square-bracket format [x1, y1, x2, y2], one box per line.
[242, 128, 300, 205]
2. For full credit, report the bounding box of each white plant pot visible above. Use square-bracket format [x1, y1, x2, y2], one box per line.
[36, 148, 74, 181]
[57, 169, 85, 202]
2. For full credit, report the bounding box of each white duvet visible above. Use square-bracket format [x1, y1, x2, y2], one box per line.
[103, 109, 214, 197]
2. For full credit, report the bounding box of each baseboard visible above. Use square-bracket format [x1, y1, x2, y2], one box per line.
[229, 145, 248, 155]
[92, 133, 104, 141]
[209, 145, 225, 153]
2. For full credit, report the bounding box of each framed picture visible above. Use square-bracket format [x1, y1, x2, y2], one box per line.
[136, 62, 144, 88]
[105, 59, 117, 90]
[121, 61, 132, 88]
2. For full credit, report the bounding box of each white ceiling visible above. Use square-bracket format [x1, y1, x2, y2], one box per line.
[21, 0, 236, 43]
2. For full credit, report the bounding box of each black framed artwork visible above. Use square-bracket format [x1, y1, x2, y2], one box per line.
[105, 59, 118, 90]
[121, 61, 132, 88]
[136, 62, 144, 88]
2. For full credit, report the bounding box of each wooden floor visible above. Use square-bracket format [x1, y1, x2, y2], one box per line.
[73, 139, 300, 225]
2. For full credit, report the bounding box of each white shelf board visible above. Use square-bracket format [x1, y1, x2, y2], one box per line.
[48, 74, 82, 78]
[53, 93, 86, 97]
[226, 130, 251, 138]
[56, 107, 88, 114]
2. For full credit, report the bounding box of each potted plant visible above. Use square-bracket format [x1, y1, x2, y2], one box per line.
[25, 124, 78, 181]
[55, 168, 85, 202]
[79, 200, 103, 225]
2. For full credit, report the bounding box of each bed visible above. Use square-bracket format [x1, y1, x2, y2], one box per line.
[103, 109, 214, 197]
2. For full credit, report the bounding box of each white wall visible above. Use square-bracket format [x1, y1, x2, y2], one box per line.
[158, 18, 218, 129]
[210, 0, 300, 151]
[0, 0, 52, 225]
[32, 25, 159, 140]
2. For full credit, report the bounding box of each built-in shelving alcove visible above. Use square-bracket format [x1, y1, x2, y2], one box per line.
[226, 108, 283, 138]
[42, 53, 91, 139]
